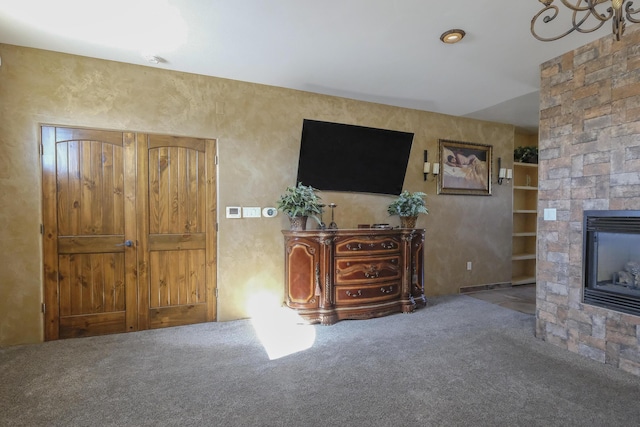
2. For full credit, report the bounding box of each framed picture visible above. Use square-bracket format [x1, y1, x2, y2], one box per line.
[438, 139, 492, 196]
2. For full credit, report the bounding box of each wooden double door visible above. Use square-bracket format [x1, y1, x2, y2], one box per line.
[42, 126, 217, 340]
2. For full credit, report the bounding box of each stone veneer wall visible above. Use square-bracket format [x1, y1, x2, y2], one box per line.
[537, 26, 640, 375]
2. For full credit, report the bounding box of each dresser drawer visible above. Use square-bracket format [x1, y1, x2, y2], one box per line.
[334, 235, 400, 256]
[335, 281, 401, 305]
[334, 255, 401, 284]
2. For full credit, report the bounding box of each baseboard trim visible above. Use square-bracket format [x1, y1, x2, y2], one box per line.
[459, 282, 512, 294]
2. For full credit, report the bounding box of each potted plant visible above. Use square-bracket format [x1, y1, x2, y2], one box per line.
[277, 182, 324, 230]
[514, 146, 539, 164]
[387, 191, 428, 228]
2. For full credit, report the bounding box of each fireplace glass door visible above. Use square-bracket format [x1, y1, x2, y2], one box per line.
[584, 210, 640, 316]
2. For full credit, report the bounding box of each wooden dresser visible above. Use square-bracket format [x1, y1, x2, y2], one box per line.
[282, 228, 425, 325]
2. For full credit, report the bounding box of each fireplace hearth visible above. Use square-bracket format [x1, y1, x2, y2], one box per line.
[584, 210, 640, 316]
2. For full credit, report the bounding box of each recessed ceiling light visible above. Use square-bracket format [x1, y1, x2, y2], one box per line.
[440, 29, 466, 44]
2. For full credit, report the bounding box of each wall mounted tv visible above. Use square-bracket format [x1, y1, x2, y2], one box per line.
[296, 119, 414, 196]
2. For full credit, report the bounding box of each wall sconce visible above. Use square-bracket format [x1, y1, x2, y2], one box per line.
[423, 150, 439, 181]
[423, 150, 430, 181]
[497, 157, 512, 185]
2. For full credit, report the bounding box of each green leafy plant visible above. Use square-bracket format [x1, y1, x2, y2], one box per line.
[387, 191, 428, 217]
[513, 146, 539, 163]
[277, 182, 324, 219]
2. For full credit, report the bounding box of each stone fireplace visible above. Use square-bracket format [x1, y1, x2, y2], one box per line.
[537, 25, 640, 375]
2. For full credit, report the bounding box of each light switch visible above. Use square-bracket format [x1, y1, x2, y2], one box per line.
[544, 208, 556, 221]
[242, 207, 261, 218]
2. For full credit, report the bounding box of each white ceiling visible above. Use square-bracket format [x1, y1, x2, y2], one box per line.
[0, 0, 619, 133]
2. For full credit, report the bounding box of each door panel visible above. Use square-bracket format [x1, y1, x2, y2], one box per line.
[42, 126, 137, 340]
[56, 140, 125, 235]
[58, 253, 125, 317]
[148, 250, 206, 308]
[42, 126, 217, 340]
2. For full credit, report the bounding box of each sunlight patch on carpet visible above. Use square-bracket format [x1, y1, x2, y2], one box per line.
[248, 291, 316, 360]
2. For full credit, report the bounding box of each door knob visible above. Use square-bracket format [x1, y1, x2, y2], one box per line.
[116, 240, 133, 247]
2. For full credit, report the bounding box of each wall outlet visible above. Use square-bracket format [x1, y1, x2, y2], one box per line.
[466, 261, 472, 271]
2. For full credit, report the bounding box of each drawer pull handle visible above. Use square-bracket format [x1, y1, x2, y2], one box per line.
[364, 267, 380, 278]
[346, 243, 362, 251]
[346, 290, 362, 298]
[381, 242, 395, 249]
[380, 286, 394, 294]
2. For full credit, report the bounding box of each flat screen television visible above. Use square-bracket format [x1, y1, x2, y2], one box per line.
[296, 119, 414, 195]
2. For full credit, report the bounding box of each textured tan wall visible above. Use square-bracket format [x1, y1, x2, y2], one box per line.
[514, 132, 538, 149]
[0, 44, 515, 346]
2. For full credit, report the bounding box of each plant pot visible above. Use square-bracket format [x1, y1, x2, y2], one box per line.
[400, 216, 417, 228]
[289, 216, 308, 231]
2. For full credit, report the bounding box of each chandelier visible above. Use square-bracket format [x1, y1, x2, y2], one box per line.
[531, 0, 640, 41]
